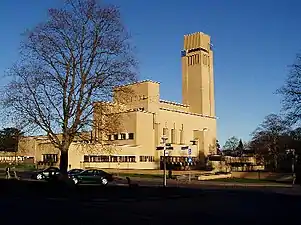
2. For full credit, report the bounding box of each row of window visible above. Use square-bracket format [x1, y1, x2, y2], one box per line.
[43, 154, 58, 163]
[160, 156, 198, 163]
[84, 155, 155, 163]
[108, 133, 134, 141]
[187, 53, 210, 66]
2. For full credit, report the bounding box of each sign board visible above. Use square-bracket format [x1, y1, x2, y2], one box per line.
[188, 148, 192, 155]
[181, 146, 189, 150]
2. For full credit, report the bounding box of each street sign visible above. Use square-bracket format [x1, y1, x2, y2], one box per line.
[156, 146, 164, 150]
[166, 146, 174, 150]
[181, 146, 189, 150]
[188, 148, 192, 155]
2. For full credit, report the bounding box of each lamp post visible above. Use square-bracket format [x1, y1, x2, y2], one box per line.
[286, 149, 296, 185]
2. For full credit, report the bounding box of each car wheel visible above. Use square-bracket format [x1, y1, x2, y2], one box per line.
[73, 177, 79, 185]
[36, 174, 43, 180]
[101, 178, 108, 186]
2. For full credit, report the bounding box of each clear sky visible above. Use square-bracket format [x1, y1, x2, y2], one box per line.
[0, 0, 301, 145]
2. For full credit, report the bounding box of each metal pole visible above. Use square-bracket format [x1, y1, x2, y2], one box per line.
[292, 149, 295, 184]
[163, 147, 167, 187]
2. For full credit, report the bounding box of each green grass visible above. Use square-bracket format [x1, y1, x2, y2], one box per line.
[0, 163, 36, 171]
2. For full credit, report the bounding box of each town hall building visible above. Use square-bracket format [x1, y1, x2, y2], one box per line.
[19, 32, 217, 170]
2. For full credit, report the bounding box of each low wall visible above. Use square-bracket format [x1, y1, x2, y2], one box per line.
[231, 171, 292, 180]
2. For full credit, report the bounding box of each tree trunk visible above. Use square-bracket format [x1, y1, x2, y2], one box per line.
[60, 149, 68, 175]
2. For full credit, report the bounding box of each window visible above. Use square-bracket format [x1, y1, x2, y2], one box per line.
[120, 133, 126, 140]
[110, 156, 136, 163]
[113, 134, 118, 140]
[42, 154, 58, 163]
[128, 133, 134, 140]
[83, 155, 109, 162]
[107, 135, 112, 141]
[140, 156, 155, 162]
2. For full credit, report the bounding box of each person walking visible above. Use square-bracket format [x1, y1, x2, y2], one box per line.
[5, 165, 11, 179]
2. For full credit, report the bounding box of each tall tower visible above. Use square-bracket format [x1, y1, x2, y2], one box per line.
[181, 32, 215, 117]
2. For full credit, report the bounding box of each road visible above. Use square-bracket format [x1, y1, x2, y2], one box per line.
[1, 178, 301, 225]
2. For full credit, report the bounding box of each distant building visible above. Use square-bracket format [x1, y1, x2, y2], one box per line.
[19, 32, 217, 170]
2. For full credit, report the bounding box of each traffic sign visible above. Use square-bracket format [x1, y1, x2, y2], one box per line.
[165, 151, 169, 156]
[188, 157, 192, 163]
[188, 148, 192, 155]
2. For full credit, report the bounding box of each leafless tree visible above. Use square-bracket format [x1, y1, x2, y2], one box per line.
[277, 53, 301, 125]
[250, 114, 290, 171]
[2, 0, 137, 174]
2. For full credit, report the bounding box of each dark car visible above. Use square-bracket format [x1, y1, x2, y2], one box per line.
[31, 167, 60, 180]
[70, 169, 114, 185]
[67, 169, 84, 176]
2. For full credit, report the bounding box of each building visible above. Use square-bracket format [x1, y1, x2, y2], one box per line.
[19, 32, 217, 170]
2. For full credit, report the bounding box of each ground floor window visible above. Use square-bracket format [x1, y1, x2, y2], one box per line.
[42, 154, 58, 163]
[140, 156, 155, 162]
[160, 156, 198, 170]
[84, 155, 136, 163]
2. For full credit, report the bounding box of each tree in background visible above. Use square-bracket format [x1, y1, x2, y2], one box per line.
[223, 136, 239, 152]
[2, 0, 137, 174]
[0, 128, 23, 152]
[250, 113, 290, 171]
[277, 53, 301, 126]
[236, 139, 244, 156]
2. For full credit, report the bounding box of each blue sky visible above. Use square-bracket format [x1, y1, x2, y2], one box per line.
[0, 0, 301, 145]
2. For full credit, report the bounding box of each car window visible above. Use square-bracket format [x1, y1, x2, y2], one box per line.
[45, 167, 59, 172]
[81, 170, 94, 175]
[94, 170, 106, 175]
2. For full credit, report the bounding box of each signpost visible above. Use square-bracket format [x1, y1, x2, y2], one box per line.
[188, 148, 192, 182]
[156, 137, 171, 187]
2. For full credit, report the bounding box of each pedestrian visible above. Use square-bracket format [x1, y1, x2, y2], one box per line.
[12, 165, 19, 180]
[5, 165, 11, 179]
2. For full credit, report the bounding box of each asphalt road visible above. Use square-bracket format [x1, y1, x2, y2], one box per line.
[1, 179, 301, 225]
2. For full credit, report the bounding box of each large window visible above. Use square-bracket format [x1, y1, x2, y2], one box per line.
[84, 155, 136, 163]
[140, 156, 155, 162]
[42, 154, 58, 163]
[111, 156, 136, 163]
[84, 155, 109, 162]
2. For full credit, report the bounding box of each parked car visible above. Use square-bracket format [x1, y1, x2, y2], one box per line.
[70, 169, 114, 185]
[31, 167, 60, 180]
[67, 169, 84, 176]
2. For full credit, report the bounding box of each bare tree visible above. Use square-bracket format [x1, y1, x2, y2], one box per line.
[277, 53, 301, 125]
[2, 0, 137, 174]
[250, 114, 290, 171]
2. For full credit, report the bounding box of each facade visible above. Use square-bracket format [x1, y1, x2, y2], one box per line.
[19, 32, 217, 170]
